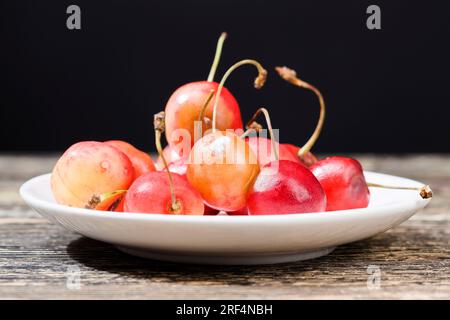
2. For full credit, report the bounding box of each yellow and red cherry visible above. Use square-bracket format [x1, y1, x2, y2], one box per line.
[165, 82, 243, 148]
[164, 33, 243, 148]
[186, 59, 267, 211]
[247, 160, 327, 215]
[105, 140, 155, 179]
[51, 141, 134, 208]
[187, 130, 259, 211]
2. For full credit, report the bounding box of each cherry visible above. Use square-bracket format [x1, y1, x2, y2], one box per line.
[51, 141, 134, 208]
[275, 66, 325, 167]
[164, 32, 243, 149]
[124, 172, 204, 215]
[244, 106, 326, 215]
[310, 157, 369, 211]
[187, 130, 259, 211]
[310, 156, 433, 211]
[123, 113, 204, 215]
[248, 160, 326, 215]
[187, 59, 267, 211]
[105, 140, 155, 179]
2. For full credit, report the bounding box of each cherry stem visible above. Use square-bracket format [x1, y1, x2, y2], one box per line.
[245, 107, 279, 161]
[194, 89, 215, 143]
[275, 66, 325, 160]
[207, 32, 227, 82]
[240, 121, 263, 139]
[154, 111, 181, 213]
[367, 183, 433, 199]
[198, 89, 215, 122]
[212, 59, 267, 132]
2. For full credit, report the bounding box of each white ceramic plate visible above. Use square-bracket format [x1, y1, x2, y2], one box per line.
[20, 172, 430, 265]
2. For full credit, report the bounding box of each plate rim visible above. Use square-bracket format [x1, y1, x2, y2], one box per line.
[19, 171, 431, 224]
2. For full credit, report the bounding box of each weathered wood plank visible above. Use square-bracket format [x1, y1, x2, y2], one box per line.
[0, 154, 449, 299]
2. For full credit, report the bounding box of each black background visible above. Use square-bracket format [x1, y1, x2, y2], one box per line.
[1, 0, 449, 153]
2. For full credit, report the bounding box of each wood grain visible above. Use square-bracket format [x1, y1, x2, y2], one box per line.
[0, 154, 449, 299]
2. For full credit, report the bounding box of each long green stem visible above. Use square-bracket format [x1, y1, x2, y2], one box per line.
[207, 32, 227, 82]
[212, 59, 267, 132]
[275, 66, 325, 160]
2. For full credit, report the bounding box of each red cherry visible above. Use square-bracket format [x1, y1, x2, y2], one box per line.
[248, 160, 326, 215]
[105, 140, 155, 179]
[310, 156, 370, 211]
[124, 172, 204, 215]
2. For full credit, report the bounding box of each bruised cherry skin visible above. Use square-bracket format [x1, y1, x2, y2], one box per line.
[310, 156, 370, 211]
[51, 141, 134, 208]
[282, 143, 317, 167]
[164, 81, 243, 148]
[105, 140, 155, 179]
[247, 160, 326, 215]
[124, 172, 204, 215]
[187, 131, 260, 211]
[246, 137, 301, 167]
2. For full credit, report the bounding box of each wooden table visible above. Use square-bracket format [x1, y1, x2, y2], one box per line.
[0, 154, 449, 299]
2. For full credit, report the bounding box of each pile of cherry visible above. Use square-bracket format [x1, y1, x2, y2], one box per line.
[51, 33, 432, 215]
